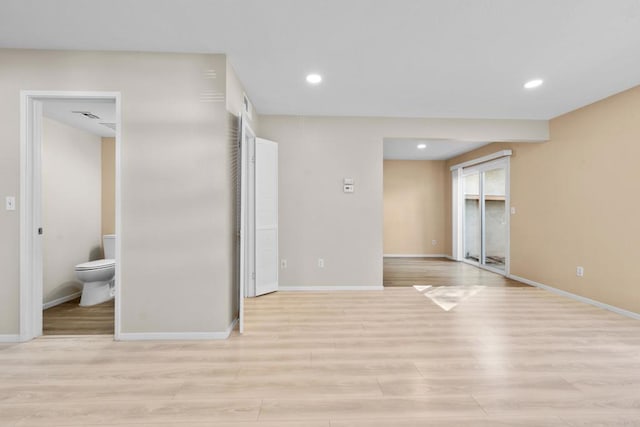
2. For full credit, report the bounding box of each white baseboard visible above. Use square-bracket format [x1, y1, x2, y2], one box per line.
[117, 318, 238, 341]
[43, 292, 82, 310]
[508, 274, 640, 321]
[279, 285, 384, 291]
[384, 254, 448, 258]
[0, 335, 21, 343]
[444, 255, 457, 261]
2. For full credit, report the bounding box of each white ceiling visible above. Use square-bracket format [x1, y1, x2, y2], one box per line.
[43, 99, 116, 137]
[384, 139, 490, 160]
[1, 1, 640, 120]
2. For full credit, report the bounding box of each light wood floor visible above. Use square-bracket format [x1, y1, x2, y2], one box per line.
[43, 298, 114, 336]
[384, 257, 527, 287]
[2, 287, 640, 425]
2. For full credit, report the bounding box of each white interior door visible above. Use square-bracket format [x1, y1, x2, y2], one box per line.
[254, 138, 278, 296]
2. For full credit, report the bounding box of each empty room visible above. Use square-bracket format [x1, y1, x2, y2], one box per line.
[1, 1, 640, 426]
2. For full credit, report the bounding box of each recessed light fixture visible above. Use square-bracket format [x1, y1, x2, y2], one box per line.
[417, 144, 427, 149]
[306, 73, 322, 85]
[524, 79, 543, 89]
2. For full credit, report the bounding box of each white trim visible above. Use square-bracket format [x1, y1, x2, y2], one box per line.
[451, 168, 463, 261]
[444, 255, 456, 261]
[42, 292, 82, 310]
[113, 93, 122, 341]
[0, 335, 21, 343]
[20, 91, 122, 343]
[383, 254, 449, 258]
[279, 286, 384, 291]
[117, 318, 238, 341]
[504, 156, 511, 275]
[450, 149, 512, 171]
[508, 274, 640, 321]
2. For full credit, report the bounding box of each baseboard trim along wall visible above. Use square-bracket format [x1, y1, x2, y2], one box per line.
[0, 335, 21, 343]
[43, 292, 82, 310]
[384, 254, 449, 258]
[508, 274, 640, 321]
[279, 286, 384, 291]
[117, 318, 238, 341]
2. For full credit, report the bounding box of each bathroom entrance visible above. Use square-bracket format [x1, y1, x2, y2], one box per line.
[20, 92, 121, 340]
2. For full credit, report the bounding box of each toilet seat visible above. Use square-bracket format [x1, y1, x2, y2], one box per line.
[75, 259, 115, 271]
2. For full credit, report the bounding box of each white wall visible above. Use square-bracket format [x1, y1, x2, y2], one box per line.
[0, 49, 233, 336]
[259, 115, 548, 289]
[42, 117, 102, 305]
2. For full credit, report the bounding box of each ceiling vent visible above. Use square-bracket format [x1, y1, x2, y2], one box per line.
[72, 111, 100, 119]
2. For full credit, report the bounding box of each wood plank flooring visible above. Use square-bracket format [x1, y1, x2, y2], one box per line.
[384, 257, 527, 287]
[43, 298, 114, 335]
[2, 276, 640, 425]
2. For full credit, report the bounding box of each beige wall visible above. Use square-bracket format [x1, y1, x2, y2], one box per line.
[42, 117, 102, 305]
[384, 160, 447, 255]
[446, 85, 640, 314]
[101, 137, 115, 237]
[259, 115, 548, 288]
[0, 49, 234, 335]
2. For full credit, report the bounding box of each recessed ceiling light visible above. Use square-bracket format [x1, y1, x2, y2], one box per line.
[524, 79, 543, 89]
[417, 144, 427, 149]
[306, 73, 322, 85]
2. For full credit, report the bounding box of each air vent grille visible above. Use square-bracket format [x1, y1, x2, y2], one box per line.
[72, 111, 100, 119]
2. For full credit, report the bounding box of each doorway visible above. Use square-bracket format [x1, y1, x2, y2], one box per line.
[238, 116, 279, 334]
[20, 91, 121, 341]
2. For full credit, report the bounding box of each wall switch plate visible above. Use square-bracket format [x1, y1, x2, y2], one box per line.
[432, 239, 437, 246]
[280, 259, 287, 269]
[344, 178, 354, 185]
[5, 196, 16, 211]
[510, 207, 516, 214]
[343, 184, 354, 193]
[318, 258, 325, 268]
[576, 266, 584, 277]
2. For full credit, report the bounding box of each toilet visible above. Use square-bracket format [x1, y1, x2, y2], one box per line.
[75, 235, 116, 307]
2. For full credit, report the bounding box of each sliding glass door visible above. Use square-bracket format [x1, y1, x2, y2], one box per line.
[462, 158, 508, 273]
[463, 172, 481, 264]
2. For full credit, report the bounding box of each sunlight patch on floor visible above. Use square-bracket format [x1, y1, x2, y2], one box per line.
[414, 284, 485, 311]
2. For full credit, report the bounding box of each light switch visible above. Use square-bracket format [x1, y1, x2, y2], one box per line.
[343, 184, 354, 193]
[510, 207, 516, 215]
[344, 178, 354, 185]
[5, 196, 16, 211]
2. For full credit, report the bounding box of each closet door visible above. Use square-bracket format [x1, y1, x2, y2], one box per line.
[254, 138, 278, 296]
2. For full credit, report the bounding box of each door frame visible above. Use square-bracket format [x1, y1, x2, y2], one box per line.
[238, 117, 256, 333]
[451, 151, 511, 276]
[19, 90, 122, 341]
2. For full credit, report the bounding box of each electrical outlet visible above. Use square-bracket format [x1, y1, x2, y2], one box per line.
[280, 259, 287, 269]
[431, 239, 437, 246]
[576, 266, 584, 277]
[318, 258, 325, 268]
[5, 196, 16, 211]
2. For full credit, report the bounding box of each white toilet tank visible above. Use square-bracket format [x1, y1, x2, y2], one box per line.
[103, 235, 116, 259]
